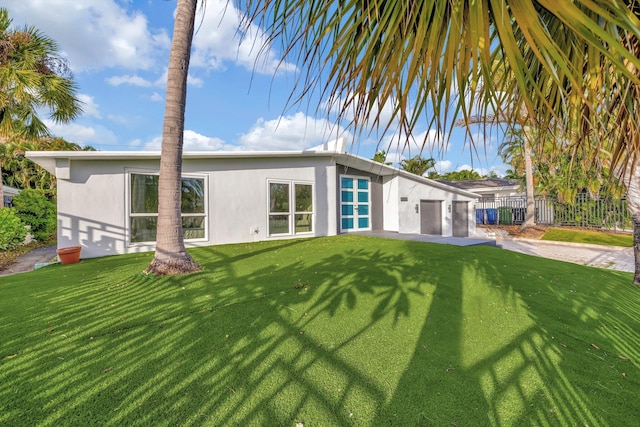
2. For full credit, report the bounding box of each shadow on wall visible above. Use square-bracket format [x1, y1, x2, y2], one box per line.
[57, 212, 125, 258]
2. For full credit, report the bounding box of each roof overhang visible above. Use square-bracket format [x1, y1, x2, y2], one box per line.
[26, 149, 479, 199]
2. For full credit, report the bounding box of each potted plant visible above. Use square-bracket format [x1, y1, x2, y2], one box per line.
[56, 246, 82, 265]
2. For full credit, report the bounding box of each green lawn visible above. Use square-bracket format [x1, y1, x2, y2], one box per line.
[1, 235, 639, 426]
[542, 227, 633, 247]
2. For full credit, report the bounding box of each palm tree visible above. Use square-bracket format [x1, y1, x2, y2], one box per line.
[144, 0, 201, 275]
[372, 150, 391, 165]
[595, 9, 640, 284]
[500, 2, 640, 283]
[0, 7, 81, 208]
[400, 155, 436, 177]
[441, 169, 483, 181]
[243, 1, 640, 279]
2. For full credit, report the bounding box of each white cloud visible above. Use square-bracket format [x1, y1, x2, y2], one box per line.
[44, 120, 118, 148]
[237, 113, 350, 151]
[151, 69, 204, 88]
[190, 0, 297, 75]
[434, 160, 453, 174]
[77, 94, 101, 118]
[107, 74, 153, 87]
[3, 0, 169, 71]
[187, 74, 204, 88]
[107, 74, 154, 87]
[137, 114, 348, 152]
[106, 114, 129, 125]
[141, 130, 236, 151]
[150, 92, 163, 102]
[381, 129, 449, 167]
[322, 93, 400, 131]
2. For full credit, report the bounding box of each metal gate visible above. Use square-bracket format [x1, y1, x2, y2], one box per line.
[475, 194, 631, 231]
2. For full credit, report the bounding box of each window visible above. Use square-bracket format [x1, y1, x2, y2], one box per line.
[129, 173, 206, 243]
[268, 181, 313, 236]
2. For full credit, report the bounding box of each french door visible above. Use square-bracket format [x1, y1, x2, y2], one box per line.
[340, 175, 371, 232]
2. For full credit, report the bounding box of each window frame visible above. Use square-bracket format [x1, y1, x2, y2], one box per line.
[267, 179, 314, 237]
[127, 170, 208, 245]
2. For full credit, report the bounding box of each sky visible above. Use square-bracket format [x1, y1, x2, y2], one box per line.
[4, 0, 509, 176]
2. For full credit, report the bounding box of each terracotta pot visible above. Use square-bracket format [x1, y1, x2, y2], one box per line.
[57, 246, 82, 265]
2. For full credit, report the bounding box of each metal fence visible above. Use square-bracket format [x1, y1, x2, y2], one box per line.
[475, 194, 632, 232]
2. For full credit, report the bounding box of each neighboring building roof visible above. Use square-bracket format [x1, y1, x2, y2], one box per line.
[437, 178, 521, 192]
[3, 185, 20, 196]
[26, 139, 479, 199]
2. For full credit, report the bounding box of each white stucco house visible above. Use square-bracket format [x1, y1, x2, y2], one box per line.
[26, 141, 480, 259]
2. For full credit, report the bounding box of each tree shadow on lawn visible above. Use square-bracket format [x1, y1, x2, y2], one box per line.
[1, 235, 640, 425]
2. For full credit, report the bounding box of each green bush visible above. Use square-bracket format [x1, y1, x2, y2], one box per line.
[0, 208, 28, 251]
[12, 189, 56, 241]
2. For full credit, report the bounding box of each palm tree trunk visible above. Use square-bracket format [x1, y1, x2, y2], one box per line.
[145, 0, 201, 275]
[613, 162, 640, 285]
[633, 214, 640, 285]
[624, 165, 640, 285]
[522, 125, 536, 229]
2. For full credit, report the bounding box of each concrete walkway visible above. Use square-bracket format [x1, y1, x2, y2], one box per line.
[496, 237, 634, 273]
[358, 230, 634, 273]
[356, 230, 497, 247]
[0, 245, 58, 278]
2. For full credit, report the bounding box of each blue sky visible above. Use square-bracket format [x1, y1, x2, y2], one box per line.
[5, 0, 508, 176]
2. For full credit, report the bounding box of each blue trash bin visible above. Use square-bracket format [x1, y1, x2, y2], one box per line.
[486, 208, 498, 225]
[475, 209, 485, 224]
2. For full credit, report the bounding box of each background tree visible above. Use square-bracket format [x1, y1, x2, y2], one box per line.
[441, 170, 483, 181]
[372, 150, 391, 165]
[400, 156, 435, 177]
[0, 7, 81, 205]
[12, 188, 56, 241]
[144, 0, 201, 275]
[499, 128, 526, 179]
[1, 137, 91, 199]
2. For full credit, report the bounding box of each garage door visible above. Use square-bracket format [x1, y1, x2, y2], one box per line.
[420, 200, 442, 235]
[452, 201, 469, 237]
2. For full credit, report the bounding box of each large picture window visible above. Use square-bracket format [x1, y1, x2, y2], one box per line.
[129, 173, 206, 243]
[268, 181, 313, 236]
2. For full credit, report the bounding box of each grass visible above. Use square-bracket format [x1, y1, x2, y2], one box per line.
[542, 227, 633, 247]
[1, 234, 639, 426]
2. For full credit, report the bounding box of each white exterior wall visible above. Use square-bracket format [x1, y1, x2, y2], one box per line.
[57, 162, 129, 258]
[184, 157, 337, 246]
[395, 175, 477, 236]
[57, 156, 338, 258]
[382, 175, 399, 232]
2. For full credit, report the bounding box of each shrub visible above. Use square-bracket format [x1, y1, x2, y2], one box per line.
[0, 208, 28, 251]
[12, 189, 56, 241]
